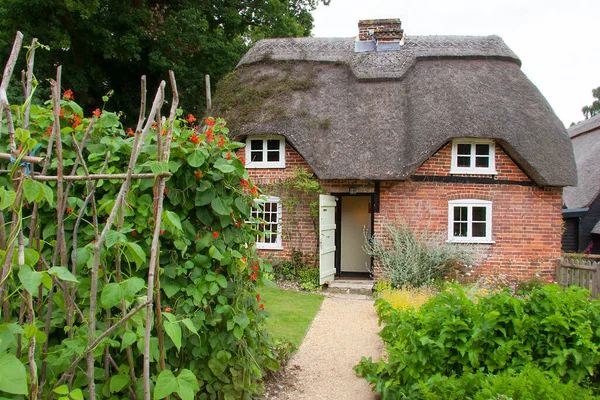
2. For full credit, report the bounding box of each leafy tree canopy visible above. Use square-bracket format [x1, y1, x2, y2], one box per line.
[0, 0, 328, 125]
[582, 86, 600, 119]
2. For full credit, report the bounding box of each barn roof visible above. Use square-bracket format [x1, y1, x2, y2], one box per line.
[213, 36, 576, 186]
[564, 114, 600, 208]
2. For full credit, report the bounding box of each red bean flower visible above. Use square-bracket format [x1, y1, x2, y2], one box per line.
[212, 231, 220, 238]
[165, 307, 172, 313]
[186, 114, 196, 123]
[63, 89, 74, 100]
[249, 272, 258, 281]
[66, 207, 73, 214]
[126, 128, 135, 136]
[71, 115, 82, 129]
[195, 170, 203, 179]
[259, 304, 265, 310]
[44, 126, 52, 136]
[92, 108, 102, 118]
[205, 117, 215, 127]
[256, 293, 261, 301]
[225, 152, 232, 160]
[218, 136, 225, 147]
[190, 133, 200, 144]
[160, 230, 165, 235]
[240, 179, 249, 188]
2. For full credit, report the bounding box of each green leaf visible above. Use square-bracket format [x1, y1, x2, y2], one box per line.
[53, 385, 69, 395]
[214, 158, 236, 173]
[126, 242, 146, 269]
[177, 369, 199, 400]
[0, 353, 27, 394]
[23, 178, 45, 203]
[110, 374, 130, 393]
[121, 330, 137, 351]
[233, 314, 250, 330]
[233, 326, 243, 340]
[75, 247, 90, 268]
[0, 188, 16, 210]
[101, 282, 123, 309]
[122, 277, 145, 301]
[147, 160, 170, 175]
[42, 184, 54, 206]
[234, 197, 250, 216]
[209, 246, 223, 261]
[18, 264, 42, 296]
[211, 197, 230, 216]
[164, 320, 182, 351]
[195, 190, 215, 206]
[105, 230, 126, 249]
[47, 266, 79, 283]
[23, 247, 40, 266]
[187, 150, 206, 168]
[164, 211, 182, 232]
[181, 318, 199, 337]
[154, 370, 178, 399]
[216, 275, 228, 289]
[70, 388, 84, 400]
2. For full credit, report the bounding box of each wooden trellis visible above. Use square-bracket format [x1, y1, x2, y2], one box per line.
[0, 31, 179, 400]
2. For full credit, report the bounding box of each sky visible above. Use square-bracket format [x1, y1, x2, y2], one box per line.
[311, 0, 600, 127]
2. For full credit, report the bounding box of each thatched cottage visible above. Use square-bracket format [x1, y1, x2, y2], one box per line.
[562, 113, 600, 255]
[213, 19, 576, 283]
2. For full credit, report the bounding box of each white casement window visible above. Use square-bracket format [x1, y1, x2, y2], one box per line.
[245, 136, 285, 168]
[448, 199, 493, 243]
[450, 139, 497, 175]
[251, 196, 283, 250]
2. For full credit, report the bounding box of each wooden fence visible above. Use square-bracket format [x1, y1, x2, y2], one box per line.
[556, 257, 600, 297]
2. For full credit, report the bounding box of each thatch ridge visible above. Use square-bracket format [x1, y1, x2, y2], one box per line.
[214, 36, 576, 187]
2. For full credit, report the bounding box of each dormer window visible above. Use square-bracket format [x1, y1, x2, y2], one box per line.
[245, 136, 285, 168]
[450, 139, 496, 175]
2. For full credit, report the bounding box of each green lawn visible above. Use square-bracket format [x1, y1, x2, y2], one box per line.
[260, 287, 324, 347]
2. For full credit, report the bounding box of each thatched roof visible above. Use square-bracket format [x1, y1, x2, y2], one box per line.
[213, 36, 576, 186]
[564, 114, 600, 208]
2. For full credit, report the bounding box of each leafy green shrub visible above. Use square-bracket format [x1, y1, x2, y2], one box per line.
[298, 266, 320, 291]
[417, 367, 597, 400]
[364, 224, 476, 287]
[375, 281, 436, 311]
[273, 251, 303, 280]
[355, 285, 600, 398]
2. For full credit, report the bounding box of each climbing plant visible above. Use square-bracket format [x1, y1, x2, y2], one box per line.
[0, 32, 276, 399]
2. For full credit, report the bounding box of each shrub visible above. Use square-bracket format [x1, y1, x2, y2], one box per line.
[355, 284, 600, 398]
[417, 367, 597, 400]
[375, 281, 436, 311]
[364, 224, 476, 287]
[298, 266, 320, 291]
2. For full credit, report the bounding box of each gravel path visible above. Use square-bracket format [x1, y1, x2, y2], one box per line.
[266, 294, 384, 399]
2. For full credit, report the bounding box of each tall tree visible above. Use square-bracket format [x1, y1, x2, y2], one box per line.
[0, 0, 327, 124]
[582, 86, 600, 119]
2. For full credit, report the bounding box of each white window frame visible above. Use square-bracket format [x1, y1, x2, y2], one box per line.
[251, 196, 283, 250]
[447, 199, 494, 244]
[245, 135, 285, 169]
[450, 139, 497, 175]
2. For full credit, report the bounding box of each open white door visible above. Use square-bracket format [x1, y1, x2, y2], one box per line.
[319, 194, 337, 285]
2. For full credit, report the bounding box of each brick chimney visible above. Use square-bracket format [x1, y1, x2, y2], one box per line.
[355, 18, 404, 52]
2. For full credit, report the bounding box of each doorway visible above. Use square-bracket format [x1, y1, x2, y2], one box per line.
[336, 195, 372, 277]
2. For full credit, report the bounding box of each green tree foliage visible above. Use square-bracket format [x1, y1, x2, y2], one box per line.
[582, 86, 600, 119]
[0, 0, 326, 124]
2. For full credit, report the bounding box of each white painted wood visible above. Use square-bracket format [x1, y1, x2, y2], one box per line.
[319, 194, 337, 285]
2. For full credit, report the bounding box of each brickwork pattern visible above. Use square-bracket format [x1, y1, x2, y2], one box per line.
[240, 142, 562, 280]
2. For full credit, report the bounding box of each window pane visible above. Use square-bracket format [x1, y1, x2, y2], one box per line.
[457, 144, 471, 155]
[454, 222, 467, 237]
[457, 156, 471, 168]
[454, 207, 467, 221]
[475, 156, 489, 168]
[475, 144, 489, 156]
[251, 151, 263, 162]
[472, 207, 486, 221]
[267, 151, 280, 162]
[267, 140, 280, 150]
[472, 222, 486, 237]
[264, 202, 271, 212]
[250, 140, 263, 150]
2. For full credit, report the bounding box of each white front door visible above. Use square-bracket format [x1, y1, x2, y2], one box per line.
[319, 194, 337, 285]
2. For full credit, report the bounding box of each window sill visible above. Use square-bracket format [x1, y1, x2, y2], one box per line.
[449, 169, 498, 176]
[447, 239, 495, 245]
[256, 245, 284, 251]
[246, 163, 285, 169]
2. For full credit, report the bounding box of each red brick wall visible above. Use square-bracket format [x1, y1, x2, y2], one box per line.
[241, 141, 563, 280]
[415, 142, 530, 181]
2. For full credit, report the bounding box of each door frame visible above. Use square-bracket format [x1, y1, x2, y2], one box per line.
[335, 193, 375, 278]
